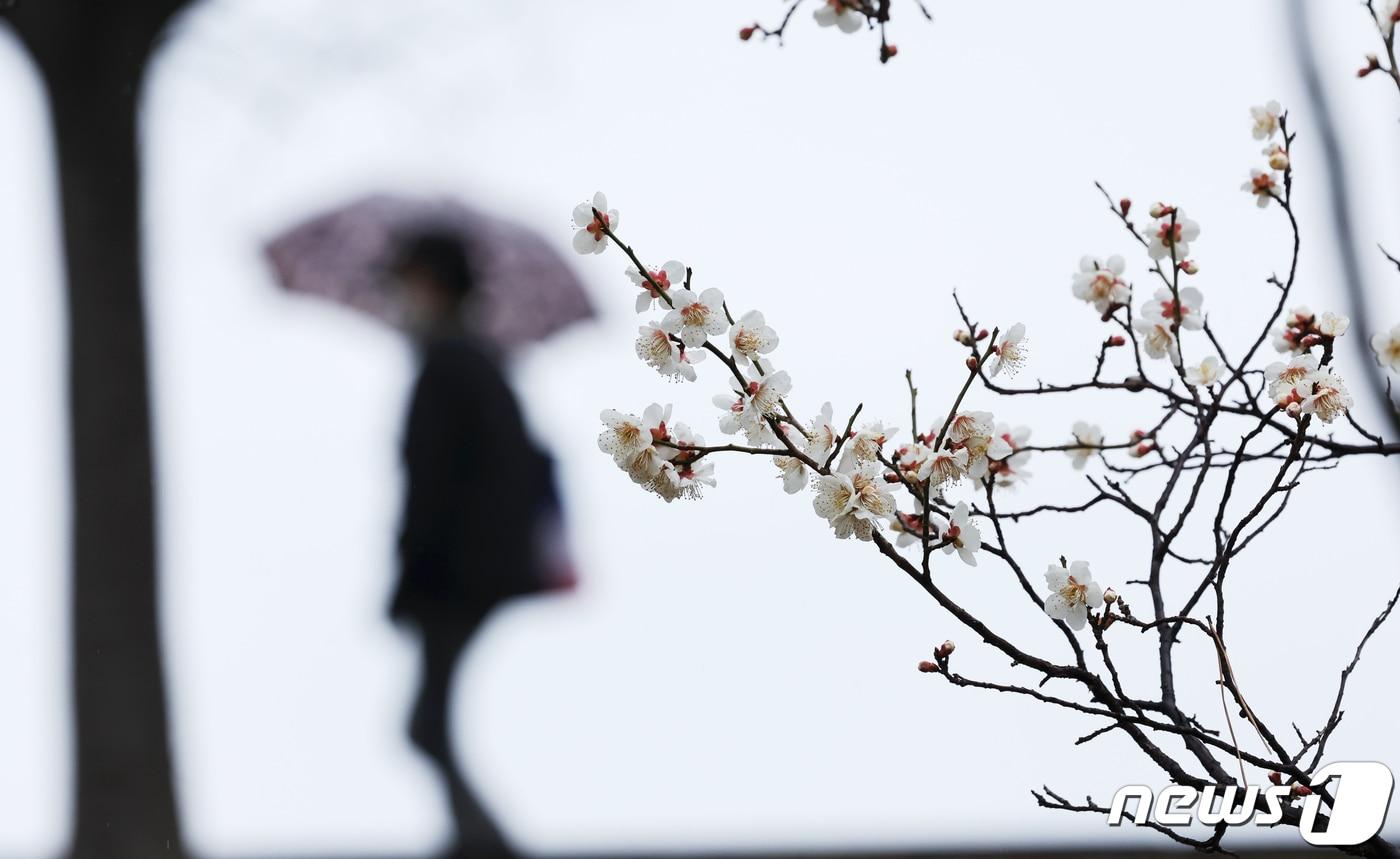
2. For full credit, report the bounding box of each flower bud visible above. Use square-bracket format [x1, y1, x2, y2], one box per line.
[1300, 334, 1322, 350]
[936, 640, 956, 659]
[954, 329, 973, 346]
[1178, 259, 1199, 275]
[1268, 771, 1283, 786]
[1293, 783, 1314, 797]
[881, 43, 899, 60]
[1266, 146, 1290, 170]
[1107, 335, 1126, 347]
[1124, 375, 1146, 392]
[739, 25, 756, 40]
[1285, 401, 1303, 418]
[1103, 588, 1118, 604]
[884, 472, 901, 484]
[1149, 202, 1174, 218]
[917, 660, 939, 673]
[1119, 198, 1132, 216]
[1130, 429, 1147, 441]
[965, 356, 980, 370]
[1133, 442, 1154, 458]
[976, 328, 990, 341]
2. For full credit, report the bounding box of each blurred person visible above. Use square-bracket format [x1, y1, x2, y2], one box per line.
[389, 232, 565, 858]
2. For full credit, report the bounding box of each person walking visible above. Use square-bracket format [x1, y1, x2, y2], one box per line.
[389, 233, 561, 858]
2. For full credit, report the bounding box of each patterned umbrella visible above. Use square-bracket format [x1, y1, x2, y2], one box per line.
[264, 194, 594, 348]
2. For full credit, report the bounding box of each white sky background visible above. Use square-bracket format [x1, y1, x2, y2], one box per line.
[2, 0, 1400, 856]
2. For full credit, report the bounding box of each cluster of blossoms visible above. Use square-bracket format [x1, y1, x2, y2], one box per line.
[597, 404, 716, 501]
[576, 191, 1060, 586]
[1242, 101, 1286, 209]
[1261, 306, 1355, 423]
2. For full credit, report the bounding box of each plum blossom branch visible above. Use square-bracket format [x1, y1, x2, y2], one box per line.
[573, 87, 1397, 853]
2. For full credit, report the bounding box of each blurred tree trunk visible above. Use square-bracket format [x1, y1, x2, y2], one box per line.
[3, 2, 192, 857]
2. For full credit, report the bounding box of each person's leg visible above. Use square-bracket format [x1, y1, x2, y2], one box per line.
[409, 614, 511, 858]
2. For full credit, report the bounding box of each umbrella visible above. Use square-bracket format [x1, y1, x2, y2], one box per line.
[264, 193, 594, 348]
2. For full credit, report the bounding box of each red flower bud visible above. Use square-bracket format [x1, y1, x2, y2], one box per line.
[881, 43, 899, 60]
[739, 25, 756, 40]
[1108, 335, 1126, 347]
[1293, 783, 1314, 797]
[965, 356, 980, 370]
[976, 328, 990, 341]
[935, 640, 956, 659]
[1119, 198, 1131, 216]
[884, 472, 901, 484]
[917, 660, 939, 673]
[1268, 771, 1283, 786]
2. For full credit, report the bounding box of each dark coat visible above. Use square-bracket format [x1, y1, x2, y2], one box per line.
[390, 334, 553, 624]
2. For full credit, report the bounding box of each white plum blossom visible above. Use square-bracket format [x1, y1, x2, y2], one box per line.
[713, 370, 792, 441]
[1251, 101, 1283, 140]
[1185, 355, 1222, 388]
[773, 424, 816, 494]
[728, 310, 779, 368]
[985, 323, 1028, 377]
[812, 462, 896, 541]
[647, 422, 715, 502]
[1072, 256, 1131, 314]
[572, 192, 619, 255]
[987, 423, 1032, 488]
[1372, 323, 1400, 372]
[598, 404, 666, 469]
[661, 287, 728, 348]
[635, 322, 705, 381]
[1143, 210, 1200, 261]
[805, 402, 840, 463]
[918, 447, 969, 487]
[598, 404, 678, 484]
[626, 260, 684, 313]
[1317, 312, 1350, 338]
[1295, 368, 1353, 424]
[1043, 560, 1105, 631]
[892, 440, 933, 482]
[1066, 421, 1103, 470]
[947, 411, 1013, 480]
[1144, 286, 1205, 331]
[1132, 318, 1181, 366]
[1242, 169, 1280, 208]
[940, 502, 982, 567]
[813, 0, 864, 33]
[839, 420, 898, 471]
[1264, 354, 1317, 406]
[775, 453, 810, 494]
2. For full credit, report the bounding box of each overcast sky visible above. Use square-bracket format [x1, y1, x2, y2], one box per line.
[2, 1, 1400, 857]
